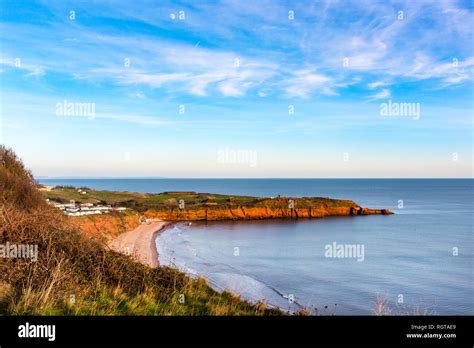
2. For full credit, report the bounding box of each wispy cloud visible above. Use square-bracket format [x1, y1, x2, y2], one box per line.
[1, 0, 471, 178]
[366, 89, 391, 101]
[284, 70, 334, 98]
[0, 0, 473, 99]
[368, 81, 390, 89]
[0, 56, 45, 77]
[405, 54, 474, 85]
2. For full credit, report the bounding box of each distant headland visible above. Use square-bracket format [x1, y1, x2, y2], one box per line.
[42, 186, 393, 222]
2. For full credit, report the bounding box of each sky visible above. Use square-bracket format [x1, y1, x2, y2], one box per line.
[0, 0, 473, 178]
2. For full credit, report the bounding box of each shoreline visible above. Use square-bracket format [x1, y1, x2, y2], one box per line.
[108, 220, 172, 268]
[153, 221, 302, 314]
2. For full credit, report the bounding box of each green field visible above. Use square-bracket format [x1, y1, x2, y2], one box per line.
[43, 186, 359, 212]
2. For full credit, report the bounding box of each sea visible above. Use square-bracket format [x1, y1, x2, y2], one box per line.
[39, 178, 473, 315]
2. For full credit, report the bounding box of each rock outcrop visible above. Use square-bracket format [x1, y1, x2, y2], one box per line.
[143, 204, 393, 221]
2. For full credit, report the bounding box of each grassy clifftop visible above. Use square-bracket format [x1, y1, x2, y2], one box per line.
[45, 186, 392, 221]
[0, 145, 282, 315]
[45, 186, 359, 210]
[45, 187, 260, 209]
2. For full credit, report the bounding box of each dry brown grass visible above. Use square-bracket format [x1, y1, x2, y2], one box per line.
[0, 145, 283, 316]
[373, 293, 432, 316]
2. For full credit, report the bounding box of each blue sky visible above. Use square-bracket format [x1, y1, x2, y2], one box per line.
[0, 0, 472, 178]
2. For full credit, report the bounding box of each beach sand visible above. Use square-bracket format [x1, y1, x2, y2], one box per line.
[108, 220, 169, 268]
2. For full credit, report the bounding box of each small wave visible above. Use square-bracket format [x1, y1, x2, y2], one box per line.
[157, 222, 302, 313]
[206, 272, 302, 312]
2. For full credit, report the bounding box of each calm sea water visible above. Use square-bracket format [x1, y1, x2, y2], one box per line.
[40, 179, 473, 315]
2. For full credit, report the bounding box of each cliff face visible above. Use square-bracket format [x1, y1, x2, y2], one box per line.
[143, 205, 393, 221]
[70, 213, 140, 242]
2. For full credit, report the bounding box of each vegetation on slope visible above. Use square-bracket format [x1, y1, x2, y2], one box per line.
[0, 145, 282, 315]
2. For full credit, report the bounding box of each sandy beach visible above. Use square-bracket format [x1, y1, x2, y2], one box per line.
[108, 220, 170, 268]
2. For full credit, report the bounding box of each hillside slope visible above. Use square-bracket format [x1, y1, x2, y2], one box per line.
[0, 145, 282, 315]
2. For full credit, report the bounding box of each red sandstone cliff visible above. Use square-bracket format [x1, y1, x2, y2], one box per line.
[143, 205, 393, 221]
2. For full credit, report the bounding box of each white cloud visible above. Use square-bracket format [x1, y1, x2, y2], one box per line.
[367, 89, 391, 101]
[342, 38, 388, 70]
[405, 54, 474, 85]
[1, 0, 473, 100]
[0, 56, 45, 77]
[101, 43, 279, 97]
[218, 82, 244, 97]
[285, 70, 333, 98]
[368, 81, 390, 89]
